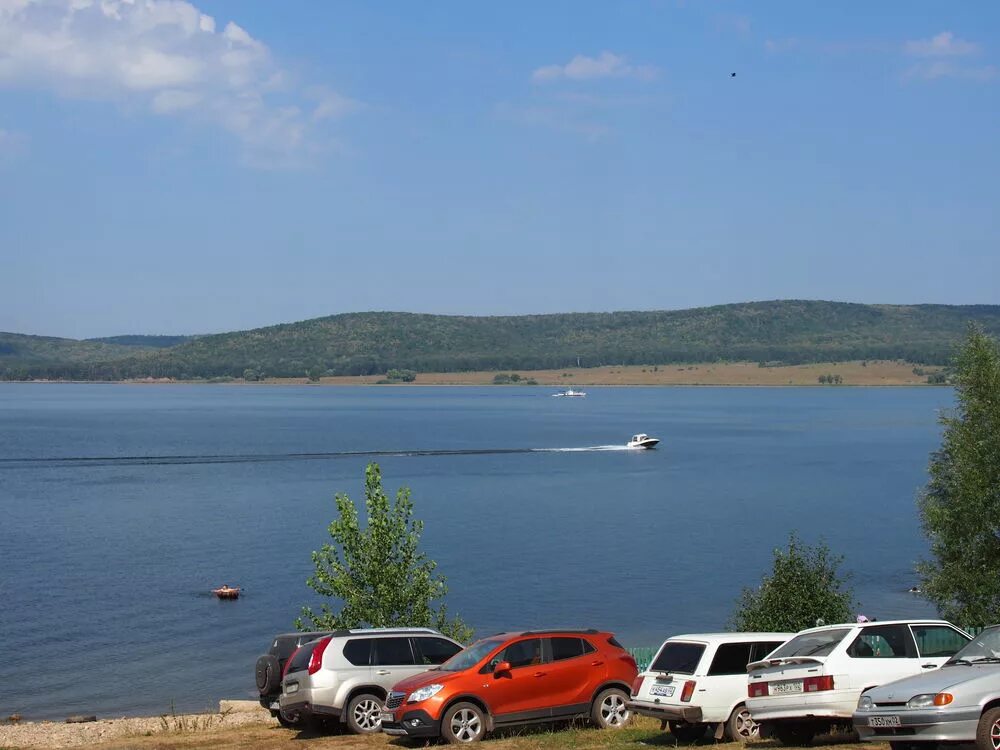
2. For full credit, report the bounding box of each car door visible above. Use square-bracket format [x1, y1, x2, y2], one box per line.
[909, 624, 971, 668]
[543, 637, 601, 715]
[372, 636, 420, 685]
[844, 624, 920, 690]
[479, 637, 551, 720]
[702, 642, 755, 720]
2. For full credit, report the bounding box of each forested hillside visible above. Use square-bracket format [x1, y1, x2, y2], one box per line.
[3, 301, 999, 380]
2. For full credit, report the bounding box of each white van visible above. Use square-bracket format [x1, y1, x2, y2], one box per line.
[629, 632, 792, 741]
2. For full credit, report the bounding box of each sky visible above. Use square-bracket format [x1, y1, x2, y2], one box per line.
[0, 1, 998, 339]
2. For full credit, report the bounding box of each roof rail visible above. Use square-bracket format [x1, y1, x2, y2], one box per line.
[329, 627, 440, 637]
[519, 628, 601, 636]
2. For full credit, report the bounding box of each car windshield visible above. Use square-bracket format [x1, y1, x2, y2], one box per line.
[948, 627, 1000, 664]
[437, 638, 505, 672]
[768, 628, 851, 658]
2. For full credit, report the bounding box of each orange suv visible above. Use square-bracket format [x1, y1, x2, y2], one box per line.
[381, 629, 637, 743]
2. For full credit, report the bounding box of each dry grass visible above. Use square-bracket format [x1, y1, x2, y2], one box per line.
[77, 717, 888, 750]
[256, 360, 944, 388]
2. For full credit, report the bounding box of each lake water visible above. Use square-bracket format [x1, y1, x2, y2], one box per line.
[0, 384, 950, 720]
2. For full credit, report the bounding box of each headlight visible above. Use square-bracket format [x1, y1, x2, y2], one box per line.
[857, 695, 873, 711]
[408, 684, 444, 703]
[907, 694, 935, 708]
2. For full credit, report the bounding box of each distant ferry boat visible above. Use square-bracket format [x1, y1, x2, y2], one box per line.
[552, 389, 587, 397]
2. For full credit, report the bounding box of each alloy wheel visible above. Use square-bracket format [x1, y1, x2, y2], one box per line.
[352, 699, 382, 732]
[601, 692, 629, 727]
[450, 708, 482, 742]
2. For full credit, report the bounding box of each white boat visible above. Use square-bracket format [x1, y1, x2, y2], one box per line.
[627, 433, 660, 449]
[552, 389, 587, 397]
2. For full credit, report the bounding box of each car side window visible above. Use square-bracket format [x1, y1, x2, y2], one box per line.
[414, 637, 462, 665]
[550, 637, 592, 661]
[847, 625, 913, 658]
[494, 638, 544, 669]
[373, 637, 417, 666]
[343, 638, 373, 666]
[750, 641, 785, 662]
[911, 626, 970, 658]
[707, 643, 754, 676]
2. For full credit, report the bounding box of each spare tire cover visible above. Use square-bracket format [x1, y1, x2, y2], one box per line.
[255, 654, 282, 694]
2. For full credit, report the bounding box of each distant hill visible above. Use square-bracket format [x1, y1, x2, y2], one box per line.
[86, 335, 192, 348]
[2, 301, 999, 381]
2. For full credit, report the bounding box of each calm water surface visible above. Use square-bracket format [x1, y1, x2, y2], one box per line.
[0, 384, 950, 719]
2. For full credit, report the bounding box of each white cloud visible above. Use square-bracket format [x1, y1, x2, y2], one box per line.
[0, 0, 360, 165]
[905, 31, 979, 58]
[532, 51, 657, 83]
[905, 60, 998, 82]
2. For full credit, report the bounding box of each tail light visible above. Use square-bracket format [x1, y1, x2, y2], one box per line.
[308, 636, 332, 675]
[282, 647, 301, 678]
[680, 680, 696, 702]
[749, 682, 768, 698]
[804, 676, 834, 692]
[631, 675, 646, 696]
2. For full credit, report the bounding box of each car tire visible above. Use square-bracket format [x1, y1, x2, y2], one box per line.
[442, 702, 487, 744]
[669, 721, 707, 742]
[774, 722, 817, 746]
[726, 703, 759, 742]
[592, 687, 631, 729]
[976, 707, 1000, 750]
[346, 692, 384, 734]
[276, 709, 303, 729]
[255, 655, 281, 695]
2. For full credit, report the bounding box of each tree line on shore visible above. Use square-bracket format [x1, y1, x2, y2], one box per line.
[3, 301, 1000, 381]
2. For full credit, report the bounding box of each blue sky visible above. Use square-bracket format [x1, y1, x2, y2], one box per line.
[1, 1, 997, 338]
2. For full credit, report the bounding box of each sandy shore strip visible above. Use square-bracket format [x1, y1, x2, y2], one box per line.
[0, 701, 277, 749]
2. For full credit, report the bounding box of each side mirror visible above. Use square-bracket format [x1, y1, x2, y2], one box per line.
[494, 660, 512, 675]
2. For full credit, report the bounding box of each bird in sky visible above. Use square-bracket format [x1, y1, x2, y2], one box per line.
[731, 72, 736, 77]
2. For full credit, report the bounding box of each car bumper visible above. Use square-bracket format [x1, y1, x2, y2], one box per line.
[748, 690, 858, 721]
[381, 709, 440, 738]
[853, 708, 981, 743]
[627, 699, 703, 723]
[277, 691, 342, 721]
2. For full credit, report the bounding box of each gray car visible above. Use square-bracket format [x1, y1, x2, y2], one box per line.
[853, 624, 1000, 750]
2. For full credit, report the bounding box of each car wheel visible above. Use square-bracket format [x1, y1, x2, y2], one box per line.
[442, 702, 486, 744]
[255, 655, 281, 695]
[592, 687, 631, 729]
[346, 692, 384, 734]
[774, 722, 817, 746]
[976, 707, 1000, 750]
[669, 721, 707, 742]
[276, 709, 303, 729]
[726, 704, 758, 742]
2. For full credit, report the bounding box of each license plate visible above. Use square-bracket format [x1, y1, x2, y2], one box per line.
[771, 680, 803, 694]
[285, 683, 299, 694]
[650, 684, 676, 697]
[869, 716, 901, 728]
[380, 711, 394, 723]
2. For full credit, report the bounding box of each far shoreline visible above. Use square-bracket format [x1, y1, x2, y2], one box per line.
[4, 360, 949, 388]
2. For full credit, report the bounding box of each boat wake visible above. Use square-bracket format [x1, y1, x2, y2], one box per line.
[0, 444, 643, 469]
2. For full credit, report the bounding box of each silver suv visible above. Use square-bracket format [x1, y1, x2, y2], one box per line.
[279, 627, 463, 734]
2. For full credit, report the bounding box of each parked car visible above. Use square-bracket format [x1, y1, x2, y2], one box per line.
[854, 624, 1000, 750]
[628, 632, 793, 742]
[255, 631, 331, 728]
[747, 619, 971, 745]
[381, 629, 638, 743]
[278, 627, 463, 734]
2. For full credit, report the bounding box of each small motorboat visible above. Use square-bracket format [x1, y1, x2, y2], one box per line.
[212, 585, 240, 600]
[626, 433, 660, 449]
[552, 389, 587, 397]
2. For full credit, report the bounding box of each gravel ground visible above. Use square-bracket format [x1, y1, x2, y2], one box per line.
[0, 702, 277, 749]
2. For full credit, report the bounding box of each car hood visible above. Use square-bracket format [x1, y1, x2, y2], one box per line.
[864, 664, 1000, 701]
[392, 667, 470, 695]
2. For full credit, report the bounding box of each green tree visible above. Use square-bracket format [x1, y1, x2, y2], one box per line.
[729, 534, 855, 631]
[917, 326, 1000, 625]
[296, 463, 473, 642]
